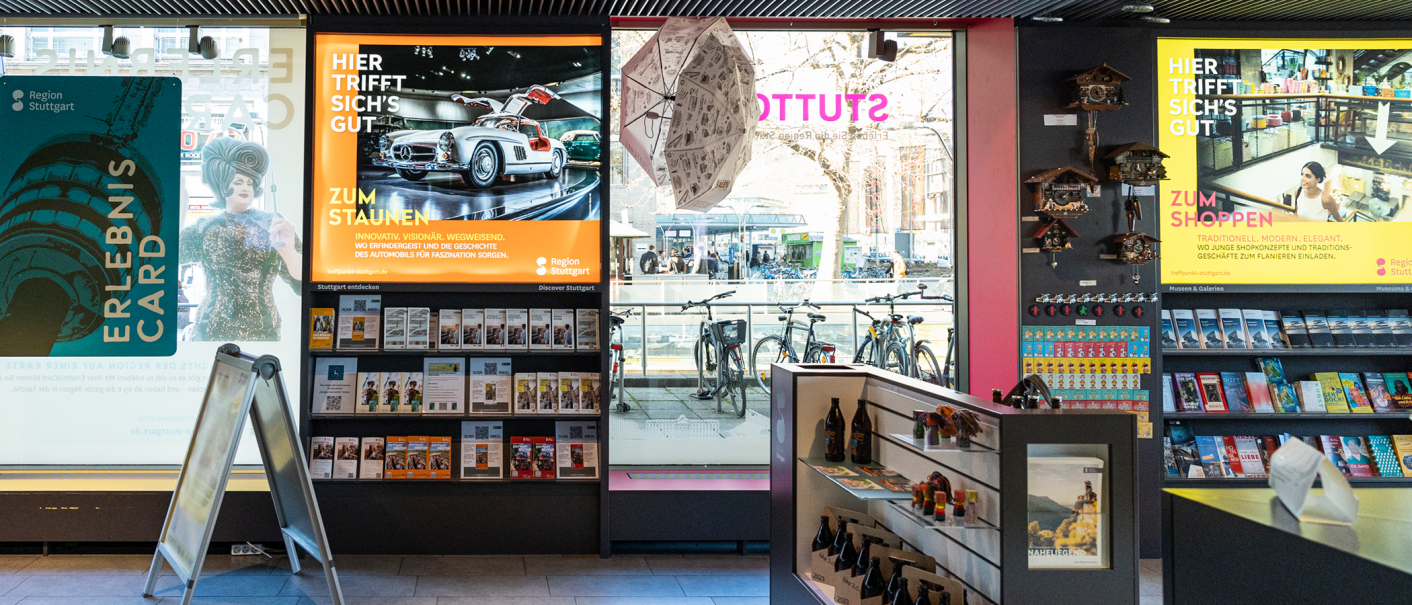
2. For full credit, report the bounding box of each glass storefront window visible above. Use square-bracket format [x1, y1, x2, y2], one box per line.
[608, 30, 958, 466]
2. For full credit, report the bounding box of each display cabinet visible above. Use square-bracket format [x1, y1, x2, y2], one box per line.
[769, 364, 1139, 605]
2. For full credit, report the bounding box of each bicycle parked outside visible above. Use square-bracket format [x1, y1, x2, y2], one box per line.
[750, 300, 838, 394]
[683, 290, 748, 417]
[852, 284, 948, 385]
[609, 308, 632, 413]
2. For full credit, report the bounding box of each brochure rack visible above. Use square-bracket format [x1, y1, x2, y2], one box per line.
[769, 364, 1139, 605]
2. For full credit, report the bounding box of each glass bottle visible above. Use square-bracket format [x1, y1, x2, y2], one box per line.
[859, 557, 886, 599]
[834, 532, 857, 573]
[850, 399, 872, 464]
[811, 515, 834, 552]
[828, 520, 849, 557]
[912, 583, 930, 605]
[965, 490, 979, 525]
[888, 577, 911, 605]
[939, 587, 952, 604]
[824, 398, 846, 462]
[852, 537, 874, 577]
[912, 410, 926, 440]
[884, 560, 908, 602]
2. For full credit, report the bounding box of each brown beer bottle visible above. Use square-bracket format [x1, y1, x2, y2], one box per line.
[850, 399, 872, 464]
[824, 398, 846, 462]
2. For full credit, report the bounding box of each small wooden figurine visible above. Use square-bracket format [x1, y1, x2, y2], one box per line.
[1106, 142, 1169, 183]
[1034, 218, 1079, 268]
[1026, 166, 1099, 218]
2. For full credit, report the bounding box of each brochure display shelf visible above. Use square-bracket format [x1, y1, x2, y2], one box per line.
[770, 364, 1139, 605]
[1158, 291, 1412, 490]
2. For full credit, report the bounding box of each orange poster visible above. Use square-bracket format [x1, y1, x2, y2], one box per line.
[312, 33, 604, 283]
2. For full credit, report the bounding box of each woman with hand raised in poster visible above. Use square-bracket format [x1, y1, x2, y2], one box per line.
[1294, 161, 1344, 222]
[180, 138, 302, 341]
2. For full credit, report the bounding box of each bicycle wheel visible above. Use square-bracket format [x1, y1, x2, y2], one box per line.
[882, 342, 909, 377]
[913, 343, 944, 386]
[694, 332, 720, 399]
[612, 348, 631, 413]
[853, 335, 876, 365]
[722, 346, 748, 417]
[750, 335, 794, 393]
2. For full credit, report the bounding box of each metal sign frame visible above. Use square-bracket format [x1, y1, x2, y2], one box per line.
[142, 344, 344, 605]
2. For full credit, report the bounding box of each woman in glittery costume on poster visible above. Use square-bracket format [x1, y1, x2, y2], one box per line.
[180, 138, 302, 341]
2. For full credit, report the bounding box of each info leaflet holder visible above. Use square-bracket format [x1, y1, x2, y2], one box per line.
[142, 344, 344, 605]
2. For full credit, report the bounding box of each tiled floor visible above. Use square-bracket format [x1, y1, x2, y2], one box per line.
[0, 554, 1162, 604]
[0, 554, 768, 605]
[610, 386, 769, 434]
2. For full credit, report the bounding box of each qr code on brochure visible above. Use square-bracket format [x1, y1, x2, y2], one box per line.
[474, 426, 490, 440]
[352, 299, 367, 312]
[324, 396, 341, 410]
[569, 426, 583, 439]
[482, 362, 498, 374]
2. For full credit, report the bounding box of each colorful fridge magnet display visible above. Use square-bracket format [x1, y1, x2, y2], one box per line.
[1068, 64, 1131, 172]
[1034, 218, 1080, 268]
[1026, 166, 1100, 219]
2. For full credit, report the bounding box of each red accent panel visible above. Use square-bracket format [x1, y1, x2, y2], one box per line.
[964, 19, 1018, 397]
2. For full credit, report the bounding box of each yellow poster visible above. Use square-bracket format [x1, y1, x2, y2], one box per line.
[1157, 38, 1412, 290]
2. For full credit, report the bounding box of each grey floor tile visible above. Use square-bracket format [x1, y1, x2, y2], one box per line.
[711, 598, 770, 605]
[411, 577, 549, 598]
[573, 599, 712, 605]
[279, 575, 417, 598]
[158, 599, 301, 605]
[10, 599, 160, 605]
[399, 558, 524, 577]
[0, 597, 18, 605]
[0, 576, 26, 595]
[646, 557, 767, 576]
[18, 556, 155, 575]
[274, 557, 404, 577]
[0, 556, 38, 575]
[6, 575, 181, 597]
[547, 576, 683, 598]
[1140, 596, 1163, 605]
[296, 598, 437, 605]
[523, 557, 651, 576]
[434, 599, 574, 605]
[162, 557, 281, 577]
[1139, 571, 1162, 596]
[675, 576, 768, 597]
[182, 577, 291, 597]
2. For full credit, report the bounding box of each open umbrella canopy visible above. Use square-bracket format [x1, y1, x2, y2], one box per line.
[620, 17, 756, 212]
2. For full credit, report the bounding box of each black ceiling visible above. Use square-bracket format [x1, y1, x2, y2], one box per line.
[6, 0, 1412, 20]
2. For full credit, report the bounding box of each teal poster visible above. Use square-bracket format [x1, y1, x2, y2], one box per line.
[0, 76, 181, 356]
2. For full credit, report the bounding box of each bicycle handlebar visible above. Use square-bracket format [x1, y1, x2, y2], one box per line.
[776, 299, 821, 314]
[681, 290, 737, 311]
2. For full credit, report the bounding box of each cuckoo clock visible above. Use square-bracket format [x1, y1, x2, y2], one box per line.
[1116, 232, 1161, 283]
[1106, 142, 1170, 184]
[1069, 64, 1130, 111]
[1034, 218, 1079, 268]
[1026, 166, 1100, 218]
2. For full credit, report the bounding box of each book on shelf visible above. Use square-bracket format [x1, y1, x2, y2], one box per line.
[1319, 435, 1351, 477]
[1219, 372, 1253, 412]
[1161, 373, 1177, 413]
[1260, 436, 1279, 472]
[509, 436, 556, 479]
[1271, 382, 1300, 414]
[529, 309, 552, 351]
[1174, 373, 1203, 412]
[1218, 308, 1248, 349]
[1160, 311, 1177, 349]
[359, 437, 385, 479]
[505, 309, 529, 350]
[460, 421, 505, 480]
[438, 309, 462, 350]
[1244, 372, 1276, 413]
[1314, 372, 1352, 413]
[1303, 311, 1335, 348]
[1196, 309, 1223, 349]
[428, 436, 453, 479]
[383, 307, 407, 350]
[385, 436, 408, 479]
[537, 372, 559, 412]
[333, 437, 359, 479]
[1363, 373, 1395, 412]
[1339, 372, 1373, 414]
[1221, 436, 1246, 477]
[1263, 311, 1287, 349]
[309, 436, 334, 479]
[468, 358, 513, 414]
[555, 420, 599, 479]
[1280, 310, 1311, 348]
[356, 372, 382, 414]
[462, 308, 484, 351]
[406, 435, 430, 479]
[1394, 436, 1412, 476]
[1327, 310, 1356, 348]
[427, 311, 439, 350]
[423, 358, 465, 414]
[1233, 436, 1267, 478]
[1196, 373, 1229, 412]
[1167, 421, 1199, 478]
[1365, 310, 1398, 347]
[312, 357, 358, 415]
[1242, 309, 1269, 349]
[484, 308, 506, 350]
[1350, 311, 1374, 348]
[1389, 310, 1412, 347]
[514, 373, 536, 413]
[576, 308, 600, 351]
[1385, 373, 1412, 410]
[407, 308, 431, 350]
[1295, 381, 1327, 412]
[309, 308, 335, 349]
[1194, 435, 1230, 478]
[1341, 436, 1377, 478]
[1367, 436, 1406, 478]
[1172, 309, 1200, 349]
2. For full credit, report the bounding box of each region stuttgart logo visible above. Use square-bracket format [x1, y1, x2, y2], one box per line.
[11, 90, 23, 111]
[536, 256, 547, 276]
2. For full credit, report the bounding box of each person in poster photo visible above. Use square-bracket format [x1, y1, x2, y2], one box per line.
[181, 138, 302, 341]
[1293, 162, 1344, 222]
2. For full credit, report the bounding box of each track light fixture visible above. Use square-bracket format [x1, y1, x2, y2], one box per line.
[1032, 15, 1063, 22]
[867, 30, 897, 62]
[102, 26, 131, 59]
[1121, 4, 1155, 12]
[1142, 15, 1171, 23]
[187, 26, 218, 60]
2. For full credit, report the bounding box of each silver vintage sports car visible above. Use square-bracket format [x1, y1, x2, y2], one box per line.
[375, 85, 567, 188]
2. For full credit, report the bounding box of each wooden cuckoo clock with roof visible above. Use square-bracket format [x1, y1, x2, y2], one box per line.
[1069, 64, 1130, 111]
[1116, 232, 1161, 283]
[1034, 218, 1079, 268]
[1106, 142, 1170, 184]
[1026, 166, 1100, 219]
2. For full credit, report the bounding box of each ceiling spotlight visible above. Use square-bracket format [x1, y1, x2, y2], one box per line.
[459, 48, 479, 61]
[1142, 15, 1171, 23]
[186, 26, 217, 59]
[573, 61, 582, 67]
[1032, 15, 1063, 22]
[102, 26, 131, 59]
[1121, 4, 1154, 12]
[506, 50, 521, 59]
